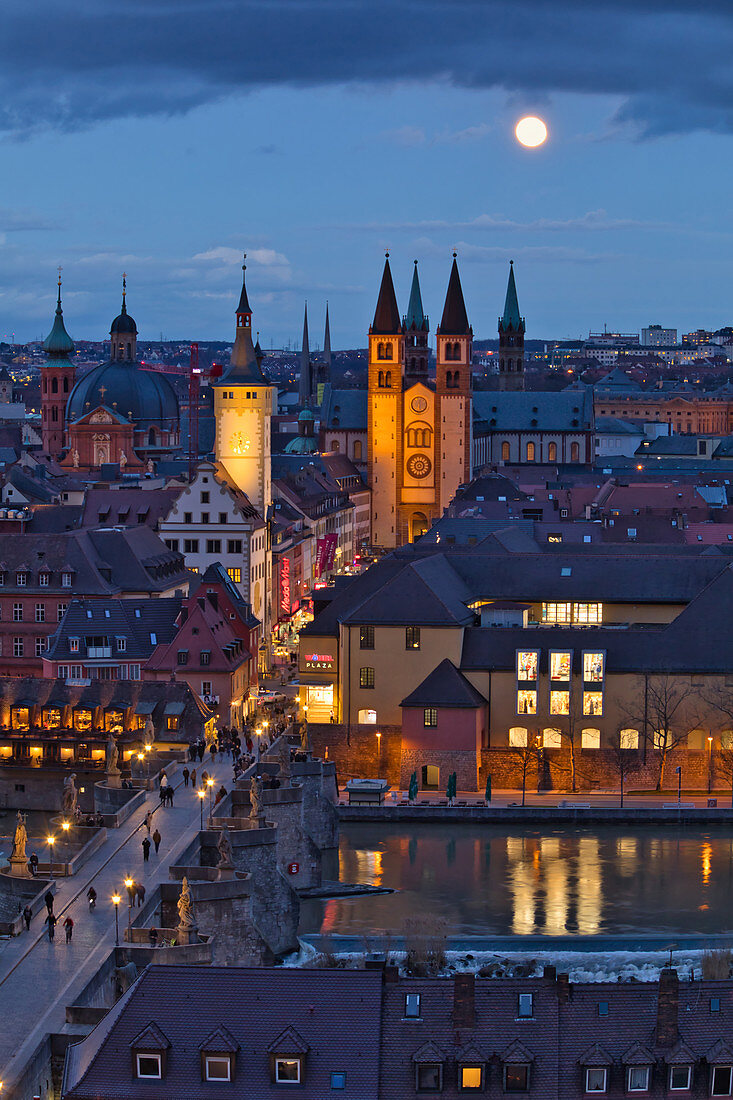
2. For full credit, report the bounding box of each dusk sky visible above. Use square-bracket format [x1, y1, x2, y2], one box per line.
[3, 0, 733, 347]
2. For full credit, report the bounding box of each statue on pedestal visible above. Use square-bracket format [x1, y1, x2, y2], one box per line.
[217, 824, 234, 871]
[145, 718, 155, 744]
[10, 811, 27, 863]
[72, 448, 80, 468]
[105, 734, 119, 774]
[119, 450, 127, 471]
[249, 774, 265, 825]
[177, 876, 196, 930]
[62, 773, 78, 815]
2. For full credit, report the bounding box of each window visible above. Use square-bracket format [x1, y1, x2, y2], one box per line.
[16, 571, 27, 586]
[274, 1057, 301, 1084]
[548, 442, 557, 462]
[518, 993, 533, 1017]
[184, 539, 199, 553]
[405, 993, 421, 1018]
[509, 726, 528, 747]
[200, 650, 211, 665]
[583, 652, 605, 681]
[627, 1066, 649, 1092]
[424, 708, 438, 728]
[200, 513, 209, 524]
[583, 692, 603, 717]
[712, 997, 722, 1012]
[184, 511, 193, 524]
[406, 626, 421, 650]
[35, 637, 46, 657]
[550, 651, 571, 681]
[517, 651, 538, 681]
[13, 603, 23, 621]
[39, 572, 50, 587]
[517, 690, 537, 715]
[574, 603, 603, 624]
[62, 572, 72, 587]
[167, 716, 179, 731]
[582, 728, 601, 749]
[416, 1063, 442, 1092]
[177, 650, 188, 665]
[620, 728, 639, 749]
[56, 603, 68, 622]
[571, 441, 580, 462]
[359, 667, 375, 689]
[206, 539, 222, 554]
[136, 1054, 162, 1079]
[35, 604, 45, 623]
[542, 602, 571, 624]
[460, 1065, 484, 1091]
[597, 1002, 608, 1017]
[331, 1072, 346, 1089]
[227, 539, 242, 554]
[505, 1064, 530, 1092]
[543, 728, 562, 749]
[359, 625, 374, 649]
[669, 1066, 691, 1091]
[165, 539, 179, 551]
[586, 1068, 607, 1092]
[712, 1067, 733, 1096]
[526, 442, 535, 462]
[227, 567, 242, 583]
[200, 491, 210, 503]
[69, 637, 79, 652]
[116, 636, 126, 652]
[502, 441, 511, 461]
[550, 691, 570, 715]
[204, 1056, 231, 1081]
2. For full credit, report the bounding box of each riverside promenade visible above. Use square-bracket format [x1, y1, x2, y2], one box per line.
[0, 756, 232, 1098]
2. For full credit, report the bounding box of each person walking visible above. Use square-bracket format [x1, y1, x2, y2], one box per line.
[144, 810, 153, 834]
[191, 768, 197, 789]
[45, 912, 57, 943]
[23, 905, 32, 931]
[63, 916, 74, 943]
[182, 767, 190, 788]
[142, 835, 151, 862]
[166, 786, 174, 807]
[153, 827, 162, 854]
[149, 926, 158, 948]
[29, 852, 39, 876]
[136, 884, 146, 908]
[44, 889, 54, 915]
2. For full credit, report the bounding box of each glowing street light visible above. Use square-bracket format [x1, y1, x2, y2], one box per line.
[197, 788, 205, 830]
[47, 835, 55, 878]
[61, 820, 70, 868]
[207, 775, 215, 820]
[112, 894, 121, 945]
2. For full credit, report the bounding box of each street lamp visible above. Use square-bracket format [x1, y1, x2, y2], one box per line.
[207, 776, 215, 820]
[197, 788, 205, 830]
[61, 820, 70, 870]
[112, 894, 121, 946]
[124, 877, 134, 935]
[47, 835, 55, 878]
[708, 736, 714, 794]
[376, 731, 382, 767]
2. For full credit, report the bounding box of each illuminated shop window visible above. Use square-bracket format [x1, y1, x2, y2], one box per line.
[550, 690, 570, 716]
[543, 728, 562, 749]
[583, 652, 605, 682]
[516, 690, 537, 715]
[542, 602, 571, 624]
[574, 602, 603, 624]
[583, 692, 603, 717]
[509, 727, 528, 747]
[550, 651, 572, 680]
[620, 729, 639, 749]
[581, 728, 601, 749]
[517, 651, 538, 681]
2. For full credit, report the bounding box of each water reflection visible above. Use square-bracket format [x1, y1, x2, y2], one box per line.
[304, 824, 733, 938]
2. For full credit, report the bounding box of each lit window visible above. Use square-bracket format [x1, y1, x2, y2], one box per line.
[582, 728, 601, 749]
[517, 689, 537, 715]
[574, 603, 603, 624]
[669, 1066, 691, 1091]
[542, 602, 571, 624]
[620, 729, 639, 749]
[204, 1056, 231, 1081]
[585, 1067, 607, 1093]
[227, 567, 242, 583]
[583, 692, 603, 717]
[406, 626, 421, 650]
[712, 1067, 733, 1096]
[509, 727, 528, 747]
[359, 667, 375, 689]
[550, 651, 571, 680]
[550, 690, 570, 715]
[582, 652, 605, 682]
[359, 625, 374, 650]
[460, 1065, 484, 1090]
[167, 716, 179, 731]
[275, 1057, 302, 1084]
[69, 637, 79, 653]
[627, 1066, 649, 1092]
[404, 993, 421, 1018]
[517, 651, 538, 681]
[543, 728, 562, 749]
[424, 708, 438, 728]
[136, 1053, 162, 1079]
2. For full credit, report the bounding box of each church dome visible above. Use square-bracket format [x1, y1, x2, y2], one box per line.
[43, 279, 75, 358]
[110, 309, 137, 335]
[66, 361, 178, 428]
[285, 432, 318, 455]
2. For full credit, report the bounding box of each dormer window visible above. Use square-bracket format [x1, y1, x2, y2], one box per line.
[199, 1025, 239, 1083]
[130, 1022, 170, 1080]
[39, 572, 50, 587]
[275, 1058, 302, 1084]
[136, 1053, 162, 1079]
[16, 571, 27, 586]
[268, 1027, 309, 1087]
[62, 572, 72, 587]
[205, 1055, 231, 1081]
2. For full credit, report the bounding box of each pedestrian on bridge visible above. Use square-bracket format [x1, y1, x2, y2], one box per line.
[191, 768, 197, 788]
[144, 810, 153, 834]
[45, 912, 57, 942]
[64, 916, 74, 943]
[23, 905, 32, 931]
[153, 828, 162, 854]
[182, 767, 190, 787]
[44, 890, 54, 915]
[142, 836, 151, 862]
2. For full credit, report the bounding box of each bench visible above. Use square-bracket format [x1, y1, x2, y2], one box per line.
[558, 800, 591, 809]
[662, 802, 696, 809]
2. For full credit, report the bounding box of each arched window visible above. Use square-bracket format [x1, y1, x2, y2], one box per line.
[543, 728, 562, 749]
[507, 359, 513, 372]
[571, 441, 580, 462]
[63, 377, 69, 393]
[51, 377, 58, 394]
[501, 441, 510, 462]
[548, 442, 557, 462]
[526, 441, 535, 462]
[42, 379, 47, 394]
[378, 370, 384, 387]
[410, 512, 429, 542]
[444, 343, 452, 361]
[385, 371, 392, 387]
[51, 406, 58, 422]
[409, 357, 416, 370]
[452, 371, 460, 388]
[353, 440, 362, 460]
[500, 359, 505, 372]
[581, 728, 601, 750]
[377, 342, 386, 360]
[453, 342, 461, 360]
[385, 343, 393, 360]
[331, 439, 339, 452]
[407, 422, 432, 449]
[445, 371, 452, 389]
[148, 428, 156, 446]
[509, 727, 528, 747]
[619, 729, 639, 749]
[358, 708, 377, 724]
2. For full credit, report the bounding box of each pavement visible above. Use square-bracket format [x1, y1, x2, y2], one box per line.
[0, 753, 235, 1097]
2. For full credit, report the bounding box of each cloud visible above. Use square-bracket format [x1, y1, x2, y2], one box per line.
[414, 237, 622, 264]
[337, 209, 673, 233]
[192, 246, 290, 268]
[2, 1, 733, 137]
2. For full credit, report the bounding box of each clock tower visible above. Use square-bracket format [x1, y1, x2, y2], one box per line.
[213, 256, 276, 514]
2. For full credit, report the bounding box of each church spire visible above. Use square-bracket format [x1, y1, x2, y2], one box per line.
[217, 254, 268, 384]
[323, 302, 332, 377]
[405, 260, 426, 330]
[439, 253, 471, 335]
[236, 252, 252, 318]
[299, 301, 312, 407]
[43, 268, 75, 358]
[500, 260, 524, 332]
[371, 252, 402, 335]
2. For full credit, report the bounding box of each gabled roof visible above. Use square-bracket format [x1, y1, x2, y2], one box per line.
[706, 1038, 733, 1064]
[412, 1040, 446, 1063]
[267, 1025, 310, 1054]
[199, 1025, 239, 1053]
[578, 1042, 613, 1066]
[439, 254, 470, 335]
[371, 255, 402, 335]
[620, 1041, 656, 1065]
[400, 658, 487, 709]
[130, 1022, 170, 1050]
[663, 1039, 698, 1064]
[499, 1039, 535, 1062]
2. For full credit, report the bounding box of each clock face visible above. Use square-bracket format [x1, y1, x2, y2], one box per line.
[407, 453, 432, 479]
[230, 431, 249, 455]
[411, 395, 428, 413]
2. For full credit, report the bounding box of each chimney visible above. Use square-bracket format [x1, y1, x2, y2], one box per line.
[207, 591, 218, 610]
[556, 973, 570, 1004]
[543, 965, 556, 981]
[452, 973, 475, 1028]
[384, 964, 399, 984]
[656, 968, 679, 1047]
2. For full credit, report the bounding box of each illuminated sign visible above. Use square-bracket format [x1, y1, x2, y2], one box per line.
[279, 558, 291, 617]
[304, 652, 335, 671]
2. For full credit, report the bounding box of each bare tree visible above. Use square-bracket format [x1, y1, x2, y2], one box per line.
[607, 728, 641, 807]
[622, 675, 701, 792]
[555, 692, 585, 793]
[510, 735, 541, 806]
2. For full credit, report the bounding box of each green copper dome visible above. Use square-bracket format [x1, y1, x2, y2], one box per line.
[43, 281, 75, 358]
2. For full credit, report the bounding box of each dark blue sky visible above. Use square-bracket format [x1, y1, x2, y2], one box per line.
[3, 0, 733, 346]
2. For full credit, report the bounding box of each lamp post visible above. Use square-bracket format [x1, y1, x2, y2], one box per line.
[112, 894, 120, 946]
[708, 736, 714, 795]
[207, 776, 215, 821]
[144, 744, 152, 782]
[136, 752, 144, 782]
[376, 731, 381, 772]
[47, 835, 55, 878]
[124, 877, 134, 936]
[198, 788, 205, 830]
[61, 820, 70, 872]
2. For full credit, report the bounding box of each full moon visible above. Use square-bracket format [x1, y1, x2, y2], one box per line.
[515, 116, 548, 148]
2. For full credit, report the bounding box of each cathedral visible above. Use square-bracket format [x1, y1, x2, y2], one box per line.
[368, 253, 473, 548]
[42, 276, 180, 471]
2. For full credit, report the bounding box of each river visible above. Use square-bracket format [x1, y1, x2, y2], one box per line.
[300, 822, 733, 938]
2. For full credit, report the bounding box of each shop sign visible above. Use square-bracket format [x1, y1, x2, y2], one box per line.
[288, 862, 300, 875]
[304, 652, 335, 671]
[315, 533, 338, 578]
[279, 557, 291, 616]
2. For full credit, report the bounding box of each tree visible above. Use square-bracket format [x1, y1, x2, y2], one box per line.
[713, 746, 733, 809]
[510, 735, 541, 806]
[555, 692, 585, 793]
[622, 675, 701, 792]
[607, 728, 641, 807]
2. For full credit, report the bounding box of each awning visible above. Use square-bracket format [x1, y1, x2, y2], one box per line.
[134, 701, 156, 716]
[105, 702, 129, 711]
[163, 701, 185, 716]
[12, 699, 35, 708]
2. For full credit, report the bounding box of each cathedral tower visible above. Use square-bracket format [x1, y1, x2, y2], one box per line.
[367, 253, 405, 548]
[41, 271, 76, 458]
[436, 253, 473, 511]
[498, 260, 525, 391]
[110, 276, 137, 362]
[213, 256, 276, 514]
[298, 302, 312, 409]
[404, 260, 429, 382]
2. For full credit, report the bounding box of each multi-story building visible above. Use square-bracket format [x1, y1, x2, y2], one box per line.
[642, 324, 677, 347]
